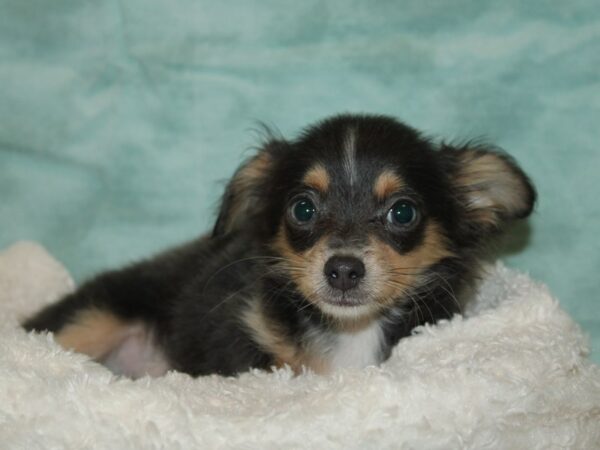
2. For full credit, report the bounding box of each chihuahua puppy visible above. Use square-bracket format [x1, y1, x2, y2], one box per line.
[24, 114, 535, 378]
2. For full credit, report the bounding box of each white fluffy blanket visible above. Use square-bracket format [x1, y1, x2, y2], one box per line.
[1, 242, 599, 449]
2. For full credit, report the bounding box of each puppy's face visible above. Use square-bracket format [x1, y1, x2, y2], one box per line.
[215, 115, 535, 320]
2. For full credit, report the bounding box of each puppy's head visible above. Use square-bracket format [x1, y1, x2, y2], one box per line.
[214, 115, 535, 320]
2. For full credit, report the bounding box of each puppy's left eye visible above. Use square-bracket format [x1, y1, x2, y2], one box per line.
[291, 198, 316, 223]
[387, 201, 417, 226]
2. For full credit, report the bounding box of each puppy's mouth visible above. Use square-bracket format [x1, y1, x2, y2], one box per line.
[320, 288, 366, 307]
[314, 287, 378, 320]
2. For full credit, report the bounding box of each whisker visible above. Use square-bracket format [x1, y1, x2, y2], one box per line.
[199, 263, 285, 318]
[408, 273, 459, 322]
[202, 255, 288, 292]
[427, 271, 463, 316]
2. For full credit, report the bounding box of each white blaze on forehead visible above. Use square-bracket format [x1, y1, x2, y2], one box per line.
[343, 127, 358, 186]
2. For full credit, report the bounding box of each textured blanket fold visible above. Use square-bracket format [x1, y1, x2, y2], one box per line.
[1, 241, 599, 449]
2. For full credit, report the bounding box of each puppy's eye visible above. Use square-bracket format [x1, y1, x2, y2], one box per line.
[387, 201, 417, 226]
[292, 198, 316, 223]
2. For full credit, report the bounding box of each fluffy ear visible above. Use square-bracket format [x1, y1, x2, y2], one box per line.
[212, 139, 285, 237]
[441, 144, 536, 233]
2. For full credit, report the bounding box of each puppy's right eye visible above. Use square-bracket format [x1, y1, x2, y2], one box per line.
[291, 198, 316, 223]
[386, 200, 417, 227]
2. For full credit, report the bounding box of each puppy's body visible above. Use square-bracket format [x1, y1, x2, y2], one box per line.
[24, 114, 535, 377]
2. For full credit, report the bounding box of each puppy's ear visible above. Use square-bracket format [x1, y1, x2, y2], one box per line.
[441, 144, 536, 235]
[212, 139, 286, 237]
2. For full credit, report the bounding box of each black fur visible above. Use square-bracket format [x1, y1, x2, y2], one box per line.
[24, 114, 536, 377]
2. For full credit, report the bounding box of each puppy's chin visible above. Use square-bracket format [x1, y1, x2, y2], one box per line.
[314, 289, 379, 320]
[318, 302, 376, 320]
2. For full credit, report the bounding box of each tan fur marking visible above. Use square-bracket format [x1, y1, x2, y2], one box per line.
[224, 151, 272, 233]
[235, 152, 272, 189]
[373, 170, 404, 200]
[302, 164, 330, 193]
[455, 152, 529, 226]
[271, 227, 330, 308]
[242, 299, 329, 374]
[272, 219, 454, 320]
[56, 309, 130, 359]
[370, 222, 454, 307]
[272, 226, 385, 324]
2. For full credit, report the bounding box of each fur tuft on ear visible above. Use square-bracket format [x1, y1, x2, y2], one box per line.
[441, 144, 536, 231]
[212, 139, 285, 237]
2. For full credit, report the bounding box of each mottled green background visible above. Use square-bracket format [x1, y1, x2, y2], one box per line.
[1, 1, 599, 362]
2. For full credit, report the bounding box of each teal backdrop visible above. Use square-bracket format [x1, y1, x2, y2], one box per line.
[1, 1, 599, 362]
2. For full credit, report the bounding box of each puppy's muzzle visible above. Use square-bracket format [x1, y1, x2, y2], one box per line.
[324, 256, 365, 292]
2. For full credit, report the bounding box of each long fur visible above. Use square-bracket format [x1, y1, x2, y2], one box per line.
[23, 114, 536, 377]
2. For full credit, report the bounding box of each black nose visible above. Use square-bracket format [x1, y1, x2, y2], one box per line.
[324, 256, 365, 291]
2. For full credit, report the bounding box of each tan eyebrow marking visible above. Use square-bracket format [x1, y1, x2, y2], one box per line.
[302, 164, 330, 193]
[373, 170, 404, 200]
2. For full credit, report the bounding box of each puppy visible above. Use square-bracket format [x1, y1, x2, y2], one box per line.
[24, 114, 536, 378]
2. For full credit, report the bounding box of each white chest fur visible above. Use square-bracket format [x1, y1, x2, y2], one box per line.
[329, 321, 383, 370]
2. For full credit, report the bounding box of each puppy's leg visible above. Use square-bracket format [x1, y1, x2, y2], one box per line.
[22, 238, 214, 377]
[23, 280, 171, 378]
[31, 302, 130, 359]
